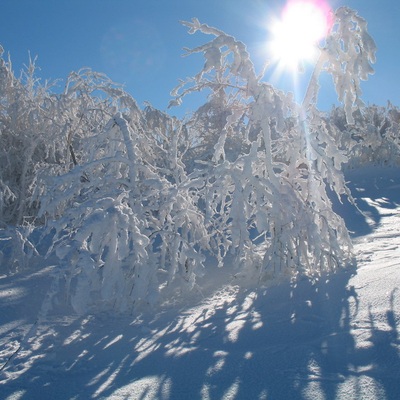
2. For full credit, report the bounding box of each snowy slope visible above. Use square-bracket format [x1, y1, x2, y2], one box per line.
[1, 167, 399, 400]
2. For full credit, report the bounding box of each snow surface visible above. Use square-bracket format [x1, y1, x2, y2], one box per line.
[1, 167, 399, 399]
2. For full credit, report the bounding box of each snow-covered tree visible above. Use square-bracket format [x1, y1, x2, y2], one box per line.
[0, 6, 383, 314]
[169, 11, 373, 283]
[37, 105, 209, 313]
[0, 48, 64, 226]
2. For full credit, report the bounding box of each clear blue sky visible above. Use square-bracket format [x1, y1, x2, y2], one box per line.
[1, 0, 398, 116]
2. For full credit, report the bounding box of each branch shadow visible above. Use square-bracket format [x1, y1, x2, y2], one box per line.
[0, 264, 55, 376]
[2, 266, 399, 399]
[333, 167, 400, 237]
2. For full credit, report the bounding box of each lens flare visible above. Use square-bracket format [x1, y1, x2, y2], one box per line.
[269, 0, 332, 70]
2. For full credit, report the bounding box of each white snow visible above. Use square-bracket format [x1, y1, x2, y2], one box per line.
[1, 166, 400, 399]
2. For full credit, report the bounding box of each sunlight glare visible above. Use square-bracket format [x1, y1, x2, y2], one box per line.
[268, 0, 332, 70]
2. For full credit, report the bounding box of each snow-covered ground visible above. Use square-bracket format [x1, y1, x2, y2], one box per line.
[1, 167, 399, 400]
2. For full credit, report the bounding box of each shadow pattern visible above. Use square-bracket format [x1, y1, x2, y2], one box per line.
[1, 266, 399, 400]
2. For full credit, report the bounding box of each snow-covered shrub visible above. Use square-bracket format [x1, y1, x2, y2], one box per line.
[1, 6, 381, 314]
[170, 8, 375, 282]
[0, 47, 137, 227]
[329, 104, 400, 168]
[44, 194, 152, 314]
[38, 108, 209, 313]
[0, 48, 64, 226]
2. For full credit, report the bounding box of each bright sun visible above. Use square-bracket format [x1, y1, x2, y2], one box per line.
[269, 0, 332, 70]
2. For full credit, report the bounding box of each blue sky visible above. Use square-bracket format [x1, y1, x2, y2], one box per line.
[0, 0, 398, 116]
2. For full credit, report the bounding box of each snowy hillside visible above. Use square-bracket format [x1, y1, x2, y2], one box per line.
[1, 166, 399, 399]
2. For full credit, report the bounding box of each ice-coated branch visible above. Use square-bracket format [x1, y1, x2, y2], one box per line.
[325, 7, 377, 124]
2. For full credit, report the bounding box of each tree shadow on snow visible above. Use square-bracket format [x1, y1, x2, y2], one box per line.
[1, 266, 399, 400]
[332, 167, 400, 237]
